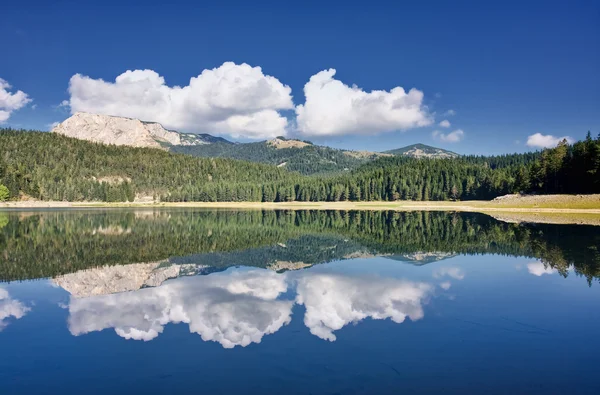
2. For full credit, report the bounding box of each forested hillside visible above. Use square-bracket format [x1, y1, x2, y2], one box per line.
[170, 138, 379, 175]
[0, 129, 294, 201]
[1, 129, 598, 202]
[164, 133, 599, 202]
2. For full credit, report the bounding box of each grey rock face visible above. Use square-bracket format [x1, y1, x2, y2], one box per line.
[52, 112, 210, 148]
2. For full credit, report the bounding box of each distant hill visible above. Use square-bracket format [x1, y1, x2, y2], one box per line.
[384, 143, 459, 159]
[171, 136, 389, 175]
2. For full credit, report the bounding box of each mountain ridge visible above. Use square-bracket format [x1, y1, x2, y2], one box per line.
[52, 112, 458, 174]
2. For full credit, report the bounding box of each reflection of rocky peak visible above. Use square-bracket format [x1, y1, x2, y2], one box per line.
[267, 261, 312, 272]
[385, 252, 458, 265]
[53, 262, 206, 298]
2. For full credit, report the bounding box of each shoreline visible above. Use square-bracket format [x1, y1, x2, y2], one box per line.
[2, 199, 600, 225]
[2, 200, 600, 213]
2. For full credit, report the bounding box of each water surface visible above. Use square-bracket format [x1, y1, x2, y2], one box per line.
[1, 209, 599, 394]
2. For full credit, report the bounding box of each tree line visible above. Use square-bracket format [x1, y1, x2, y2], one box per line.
[1, 128, 599, 202]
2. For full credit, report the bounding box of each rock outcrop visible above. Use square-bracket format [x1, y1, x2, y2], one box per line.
[52, 112, 211, 149]
[267, 137, 311, 149]
[383, 143, 459, 159]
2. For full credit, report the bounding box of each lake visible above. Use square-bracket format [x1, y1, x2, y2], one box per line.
[1, 209, 599, 394]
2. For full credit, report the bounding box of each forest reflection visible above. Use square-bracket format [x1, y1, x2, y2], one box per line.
[0, 209, 599, 284]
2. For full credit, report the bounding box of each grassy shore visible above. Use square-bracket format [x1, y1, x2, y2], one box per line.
[1, 194, 599, 225]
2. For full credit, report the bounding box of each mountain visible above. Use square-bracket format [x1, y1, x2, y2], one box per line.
[384, 143, 459, 159]
[52, 113, 386, 174]
[51, 113, 457, 175]
[171, 136, 389, 175]
[52, 112, 229, 149]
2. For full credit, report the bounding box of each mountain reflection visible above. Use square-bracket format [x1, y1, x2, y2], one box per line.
[2, 210, 599, 284]
[62, 267, 440, 347]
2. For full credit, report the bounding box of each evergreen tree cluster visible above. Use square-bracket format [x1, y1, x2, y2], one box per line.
[1, 128, 599, 202]
[171, 139, 375, 175]
[0, 129, 292, 201]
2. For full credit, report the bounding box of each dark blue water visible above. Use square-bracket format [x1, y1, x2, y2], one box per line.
[1, 209, 599, 394]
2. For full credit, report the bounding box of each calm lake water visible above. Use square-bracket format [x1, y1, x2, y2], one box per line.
[1, 209, 599, 394]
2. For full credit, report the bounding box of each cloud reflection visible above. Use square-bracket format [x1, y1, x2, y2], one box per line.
[68, 270, 292, 348]
[296, 274, 432, 341]
[63, 267, 439, 347]
[527, 262, 558, 276]
[433, 266, 465, 280]
[0, 287, 31, 331]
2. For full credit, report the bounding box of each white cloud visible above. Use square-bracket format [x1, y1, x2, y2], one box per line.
[46, 121, 60, 130]
[526, 133, 574, 149]
[67, 269, 293, 348]
[433, 266, 465, 280]
[439, 281, 452, 290]
[444, 109, 456, 116]
[0, 78, 32, 123]
[296, 273, 432, 341]
[526, 262, 557, 276]
[432, 129, 464, 143]
[439, 120, 451, 128]
[0, 287, 31, 331]
[295, 69, 432, 136]
[65, 62, 294, 139]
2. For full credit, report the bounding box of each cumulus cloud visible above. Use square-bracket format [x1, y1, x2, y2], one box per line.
[0, 287, 31, 331]
[526, 262, 557, 276]
[526, 133, 574, 149]
[295, 69, 432, 136]
[67, 270, 293, 348]
[65, 62, 294, 139]
[439, 281, 452, 290]
[0, 78, 32, 123]
[444, 109, 456, 116]
[439, 120, 451, 128]
[296, 273, 433, 341]
[432, 129, 464, 143]
[433, 266, 465, 280]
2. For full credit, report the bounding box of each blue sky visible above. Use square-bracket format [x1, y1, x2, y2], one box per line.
[1, 0, 598, 154]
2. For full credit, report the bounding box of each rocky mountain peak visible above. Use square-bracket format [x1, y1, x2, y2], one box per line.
[52, 112, 213, 149]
